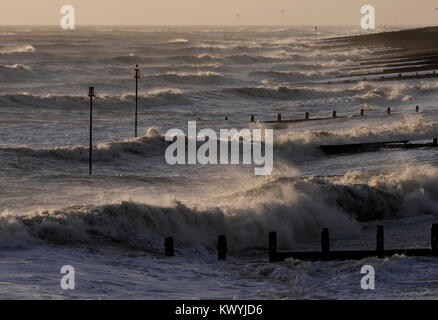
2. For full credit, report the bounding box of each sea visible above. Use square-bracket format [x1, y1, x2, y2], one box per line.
[0, 25, 438, 299]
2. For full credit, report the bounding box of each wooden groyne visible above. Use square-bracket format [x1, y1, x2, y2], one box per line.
[255, 105, 421, 125]
[268, 224, 438, 262]
[161, 224, 438, 262]
[321, 26, 438, 82]
[320, 138, 437, 155]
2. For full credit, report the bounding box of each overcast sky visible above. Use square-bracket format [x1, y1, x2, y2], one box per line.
[1, 0, 438, 26]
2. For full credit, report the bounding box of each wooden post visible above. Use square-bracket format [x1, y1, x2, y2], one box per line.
[387, 107, 391, 115]
[305, 112, 310, 120]
[376, 225, 384, 257]
[218, 235, 227, 260]
[433, 138, 437, 147]
[431, 224, 438, 255]
[416, 105, 419, 113]
[277, 113, 282, 121]
[321, 228, 330, 254]
[250, 115, 255, 122]
[269, 231, 277, 262]
[360, 109, 364, 116]
[133, 65, 140, 138]
[165, 237, 174, 256]
[333, 110, 337, 118]
[88, 87, 95, 176]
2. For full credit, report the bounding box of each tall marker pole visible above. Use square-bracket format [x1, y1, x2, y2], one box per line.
[133, 64, 140, 138]
[88, 87, 95, 176]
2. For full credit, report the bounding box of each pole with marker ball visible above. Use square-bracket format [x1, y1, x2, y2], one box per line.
[88, 87, 95, 176]
[133, 64, 140, 138]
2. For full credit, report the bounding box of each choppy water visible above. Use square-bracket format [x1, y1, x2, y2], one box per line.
[1, 25, 438, 299]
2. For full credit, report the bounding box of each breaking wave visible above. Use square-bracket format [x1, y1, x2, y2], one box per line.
[1, 114, 436, 165]
[0, 44, 36, 54]
[0, 64, 33, 81]
[1, 166, 437, 250]
[275, 114, 438, 162]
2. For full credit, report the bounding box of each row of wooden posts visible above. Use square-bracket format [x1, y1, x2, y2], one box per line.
[251, 105, 422, 123]
[163, 224, 438, 262]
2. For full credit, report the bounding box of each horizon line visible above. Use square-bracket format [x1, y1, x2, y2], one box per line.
[0, 24, 433, 27]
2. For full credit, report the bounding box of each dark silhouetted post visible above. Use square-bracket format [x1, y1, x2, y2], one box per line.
[305, 112, 310, 120]
[314, 26, 318, 42]
[133, 64, 140, 138]
[250, 115, 255, 122]
[277, 113, 282, 121]
[433, 138, 437, 147]
[88, 87, 95, 176]
[376, 225, 384, 258]
[360, 109, 364, 116]
[218, 235, 227, 260]
[165, 237, 174, 256]
[321, 228, 330, 254]
[416, 105, 419, 113]
[431, 224, 438, 255]
[269, 231, 277, 262]
[387, 107, 391, 115]
[333, 110, 337, 118]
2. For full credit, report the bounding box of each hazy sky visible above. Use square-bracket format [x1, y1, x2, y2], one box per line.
[1, 0, 438, 26]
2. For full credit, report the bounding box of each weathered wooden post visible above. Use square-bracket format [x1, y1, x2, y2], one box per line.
[305, 112, 310, 120]
[387, 107, 391, 115]
[250, 115, 255, 122]
[218, 235, 227, 260]
[333, 110, 337, 118]
[433, 138, 437, 147]
[321, 228, 330, 255]
[360, 109, 364, 116]
[269, 231, 277, 262]
[432, 224, 438, 256]
[88, 87, 95, 176]
[133, 64, 140, 138]
[165, 237, 174, 256]
[416, 105, 419, 113]
[376, 225, 384, 258]
[277, 113, 282, 121]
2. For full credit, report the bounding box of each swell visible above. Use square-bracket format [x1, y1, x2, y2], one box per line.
[249, 70, 342, 82]
[223, 81, 438, 103]
[0, 90, 192, 109]
[0, 128, 168, 162]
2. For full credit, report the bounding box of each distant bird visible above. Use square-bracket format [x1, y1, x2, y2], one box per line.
[281, 9, 286, 14]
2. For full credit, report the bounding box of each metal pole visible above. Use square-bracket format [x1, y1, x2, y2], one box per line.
[88, 87, 95, 176]
[133, 64, 140, 138]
